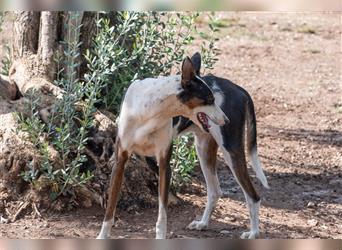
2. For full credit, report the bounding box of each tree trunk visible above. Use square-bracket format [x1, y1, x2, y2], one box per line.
[39, 11, 58, 81]
[0, 11, 160, 215]
[13, 11, 40, 58]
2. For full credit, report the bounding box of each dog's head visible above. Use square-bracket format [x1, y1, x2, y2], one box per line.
[177, 53, 229, 133]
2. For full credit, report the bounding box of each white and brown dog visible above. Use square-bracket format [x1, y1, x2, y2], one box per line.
[97, 53, 269, 239]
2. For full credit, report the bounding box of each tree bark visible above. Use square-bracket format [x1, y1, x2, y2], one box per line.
[39, 11, 58, 81]
[79, 12, 97, 78]
[13, 11, 40, 58]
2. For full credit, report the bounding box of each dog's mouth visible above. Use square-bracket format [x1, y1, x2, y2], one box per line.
[197, 112, 211, 132]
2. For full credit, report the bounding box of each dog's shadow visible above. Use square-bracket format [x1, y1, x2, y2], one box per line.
[214, 156, 341, 210]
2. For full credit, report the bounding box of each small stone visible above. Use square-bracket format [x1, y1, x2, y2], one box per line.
[307, 202, 316, 208]
[307, 219, 318, 227]
[220, 230, 230, 235]
[0, 216, 8, 224]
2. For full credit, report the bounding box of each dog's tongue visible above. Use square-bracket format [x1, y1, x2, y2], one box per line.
[198, 112, 211, 129]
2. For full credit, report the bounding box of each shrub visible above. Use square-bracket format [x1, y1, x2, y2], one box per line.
[87, 11, 220, 112]
[16, 12, 97, 200]
[171, 135, 199, 191]
[1, 46, 11, 75]
[86, 12, 196, 112]
[87, 11, 221, 190]
[0, 12, 11, 76]
[16, 11, 221, 200]
[0, 12, 3, 32]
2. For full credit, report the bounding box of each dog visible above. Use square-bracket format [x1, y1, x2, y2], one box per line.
[97, 52, 269, 239]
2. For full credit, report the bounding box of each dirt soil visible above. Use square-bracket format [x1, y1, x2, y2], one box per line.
[1, 12, 341, 239]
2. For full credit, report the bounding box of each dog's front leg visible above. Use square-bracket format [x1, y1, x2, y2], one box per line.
[155, 145, 172, 239]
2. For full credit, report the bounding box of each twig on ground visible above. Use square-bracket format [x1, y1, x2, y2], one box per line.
[5, 208, 12, 218]
[32, 203, 42, 218]
[11, 201, 29, 222]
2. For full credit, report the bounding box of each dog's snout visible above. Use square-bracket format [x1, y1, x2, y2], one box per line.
[216, 108, 229, 126]
[217, 118, 226, 126]
[224, 114, 230, 124]
[210, 114, 228, 126]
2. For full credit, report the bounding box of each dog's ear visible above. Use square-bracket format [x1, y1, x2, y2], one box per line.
[191, 52, 201, 75]
[181, 57, 195, 88]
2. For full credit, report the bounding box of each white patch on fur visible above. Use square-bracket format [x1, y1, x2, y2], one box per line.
[212, 81, 224, 107]
[156, 201, 167, 239]
[240, 198, 260, 239]
[118, 75, 182, 156]
[249, 147, 269, 189]
[207, 124, 224, 147]
[97, 221, 113, 239]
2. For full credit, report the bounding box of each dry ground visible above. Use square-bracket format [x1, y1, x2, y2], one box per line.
[0, 12, 341, 239]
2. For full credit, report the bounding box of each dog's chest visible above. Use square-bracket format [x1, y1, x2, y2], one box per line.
[119, 118, 173, 157]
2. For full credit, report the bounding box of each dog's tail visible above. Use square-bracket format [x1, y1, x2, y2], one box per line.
[245, 98, 270, 189]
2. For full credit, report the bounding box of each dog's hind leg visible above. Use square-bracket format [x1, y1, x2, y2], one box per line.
[97, 139, 129, 239]
[222, 147, 261, 239]
[187, 132, 222, 231]
[155, 144, 173, 239]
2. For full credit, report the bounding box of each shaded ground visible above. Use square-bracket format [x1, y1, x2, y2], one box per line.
[1, 12, 341, 239]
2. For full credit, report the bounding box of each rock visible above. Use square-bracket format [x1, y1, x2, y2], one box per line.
[0, 216, 8, 224]
[220, 230, 230, 235]
[117, 235, 129, 239]
[307, 202, 316, 208]
[307, 219, 318, 227]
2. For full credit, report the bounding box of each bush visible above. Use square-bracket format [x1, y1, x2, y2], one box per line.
[171, 135, 199, 191]
[1, 46, 11, 75]
[16, 12, 97, 200]
[16, 11, 221, 201]
[0, 12, 11, 76]
[87, 11, 221, 189]
[87, 11, 220, 112]
[0, 12, 3, 32]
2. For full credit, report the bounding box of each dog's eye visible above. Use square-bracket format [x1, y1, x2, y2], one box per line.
[206, 96, 215, 105]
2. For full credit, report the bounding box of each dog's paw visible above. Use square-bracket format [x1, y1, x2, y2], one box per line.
[240, 231, 259, 239]
[96, 234, 108, 239]
[187, 220, 208, 231]
[155, 229, 167, 239]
